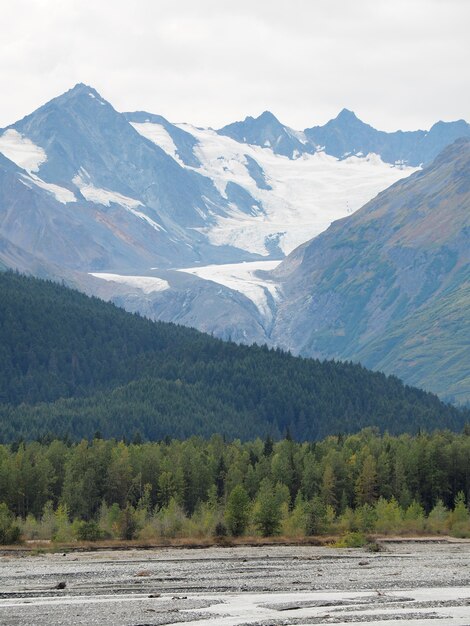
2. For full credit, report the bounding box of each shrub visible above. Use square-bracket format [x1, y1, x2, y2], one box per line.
[76, 520, 103, 542]
[214, 521, 227, 537]
[374, 497, 403, 534]
[334, 531, 367, 548]
[0, 503, 21, 544]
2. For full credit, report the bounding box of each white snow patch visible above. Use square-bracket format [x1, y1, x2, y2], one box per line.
[89, 273, 169, 294]
[130, 122, 183, 165]
[129, 209, 165, 232]
[287, 127, 309, 144]
[177, 260, 280, 319]
[20, 174, 76, 203]
[88, 93, 105, 105]
[73, 175, 143, 209]
[73, 172, 164, 231]
[0, 129, 47, 172]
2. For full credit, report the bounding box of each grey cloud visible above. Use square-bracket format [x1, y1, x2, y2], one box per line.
[0, 0, 468, 131]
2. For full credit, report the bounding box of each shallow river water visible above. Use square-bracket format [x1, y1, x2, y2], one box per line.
[1, 541, 470, 625]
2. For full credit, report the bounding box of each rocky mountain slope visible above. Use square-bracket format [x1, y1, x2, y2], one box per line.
[270, 138, 470, 403]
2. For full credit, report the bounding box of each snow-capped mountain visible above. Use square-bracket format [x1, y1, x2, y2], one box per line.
[213, 107, 470, 166]
[0, 84, 268, 273]
[0, 83, 469, 355]
[0, 84, 422, 278]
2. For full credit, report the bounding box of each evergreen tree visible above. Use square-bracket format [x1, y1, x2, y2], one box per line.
[355, 454, 378, 506]
[253, 479, 282, 536]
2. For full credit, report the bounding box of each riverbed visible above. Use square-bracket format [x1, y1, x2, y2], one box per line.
[1, 541, 470, 625]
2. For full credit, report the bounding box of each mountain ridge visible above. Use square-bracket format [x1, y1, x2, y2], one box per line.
[215, 105, 470, 165]
[269, 137, 470, 403]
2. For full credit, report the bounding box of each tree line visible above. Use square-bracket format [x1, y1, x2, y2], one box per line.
[1, 428, 470, 543]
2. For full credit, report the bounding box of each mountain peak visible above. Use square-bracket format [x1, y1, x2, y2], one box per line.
[256, 110, 281, 125]
[335, 108, 360, 123]
[70, 82, 93, 92]
[52, 83, 109, 108]
[217, 109, 306, 157]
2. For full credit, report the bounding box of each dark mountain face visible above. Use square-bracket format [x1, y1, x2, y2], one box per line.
[218, 111, 314, 158]
[0, 148, 190, 273]
[271, 138, 470, 403]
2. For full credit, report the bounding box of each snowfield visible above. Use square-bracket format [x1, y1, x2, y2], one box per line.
[0, 129, 47, 172]
[73, 171, 165, 231]
[132, 121, 418, 257]
[130, 121, 182, 163]
[89, 273, 169, 294]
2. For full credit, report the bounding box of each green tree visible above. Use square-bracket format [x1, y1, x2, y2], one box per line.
[403, 500, 425, 533]
[253, 479, 282, 536]
[225, 485, 251, 536]
[119, 504, 137, 540]
[305, 496, 327, 535]
[355, 454, 378, 506]
[450, 491, 469, 536]
[374, 497, 402, 534]
[427, 499, 449, 534]
[320, 463, 337, 508]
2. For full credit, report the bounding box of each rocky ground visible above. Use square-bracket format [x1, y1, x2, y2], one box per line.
[1, 541, 470, 625]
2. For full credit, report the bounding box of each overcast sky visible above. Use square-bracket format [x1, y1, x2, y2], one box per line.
[1, 0, 468, 131]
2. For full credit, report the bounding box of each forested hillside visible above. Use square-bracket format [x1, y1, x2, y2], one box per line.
[0, 271, 467, 442]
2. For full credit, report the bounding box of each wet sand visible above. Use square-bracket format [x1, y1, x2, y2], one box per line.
[1, 541, 470, 625]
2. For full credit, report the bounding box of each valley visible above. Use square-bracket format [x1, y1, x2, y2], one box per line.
[0, 84, 469, 401]
[1, 5, 469, 626]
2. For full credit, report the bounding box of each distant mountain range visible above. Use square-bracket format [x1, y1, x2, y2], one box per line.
[218, 107, 470, 165]
[0, 84, 469, 402]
